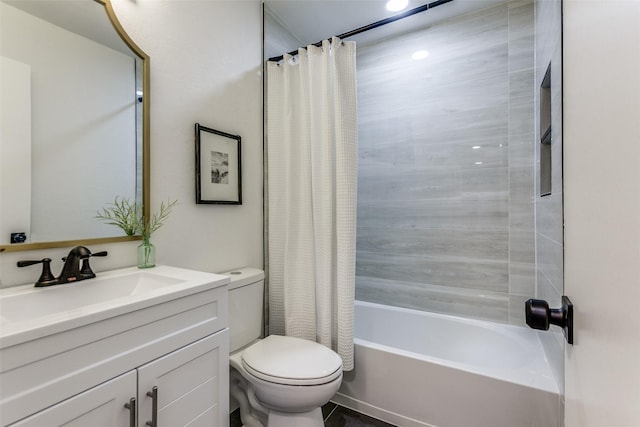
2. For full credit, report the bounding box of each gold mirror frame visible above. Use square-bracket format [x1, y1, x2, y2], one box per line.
[0, 0, 150, 253]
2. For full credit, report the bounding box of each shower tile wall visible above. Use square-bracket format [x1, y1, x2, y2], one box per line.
[355, 0, 535, 325]
[534, 0, 564, 391]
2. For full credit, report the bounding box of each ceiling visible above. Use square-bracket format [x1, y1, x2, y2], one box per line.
[264, 0, 506, 48]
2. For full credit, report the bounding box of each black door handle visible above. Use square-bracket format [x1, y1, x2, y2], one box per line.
[525, 296, 573, 344]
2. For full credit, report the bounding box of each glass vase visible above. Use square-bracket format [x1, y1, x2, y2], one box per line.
[137, 236, 156, 268]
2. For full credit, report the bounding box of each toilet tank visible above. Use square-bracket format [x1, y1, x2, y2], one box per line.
[222, 267, 265, 353]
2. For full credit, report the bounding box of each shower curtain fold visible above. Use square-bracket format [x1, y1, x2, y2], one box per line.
[266, 37, 357, 371]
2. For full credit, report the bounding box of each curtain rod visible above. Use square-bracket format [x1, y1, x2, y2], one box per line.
[267, 0, 454, 62]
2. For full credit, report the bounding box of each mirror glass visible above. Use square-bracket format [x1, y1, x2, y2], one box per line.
[0, 0, 148, 251]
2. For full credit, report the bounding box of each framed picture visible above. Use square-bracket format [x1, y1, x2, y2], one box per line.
[195, 123, 242, 204]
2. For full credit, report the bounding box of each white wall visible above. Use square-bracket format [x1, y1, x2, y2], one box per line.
[563, 0, 640, 426]
[0, 0, 263, 287]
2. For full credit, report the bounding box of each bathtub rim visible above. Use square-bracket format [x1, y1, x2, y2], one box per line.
[353, 300, 560, 394]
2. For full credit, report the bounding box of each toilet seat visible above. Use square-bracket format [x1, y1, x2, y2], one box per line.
[241, 335, 343, 386]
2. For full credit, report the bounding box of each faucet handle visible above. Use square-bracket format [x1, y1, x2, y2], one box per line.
[79, 250, 108, 279]
[17, 258, 58, 287]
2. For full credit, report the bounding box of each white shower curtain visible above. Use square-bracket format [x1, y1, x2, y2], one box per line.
[266, 37, 357, 370]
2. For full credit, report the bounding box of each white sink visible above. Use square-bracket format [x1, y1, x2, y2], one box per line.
[0, 264, 229, 426]
[0, 265, 229, 348]
[0, 271, 182, 323]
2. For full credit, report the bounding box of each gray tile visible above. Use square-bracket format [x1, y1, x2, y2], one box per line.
[510, 200, 535, 230]
[536, 192, 563, 243]
[230, 409, 242, 427]
[551, 101, 563, 194]
[508, 1, 534, 74]
[358, 135, 509, 172]
[509, 68, 534, 102]
[537, 233, 564, 291]
[358, 4, 509, 88]
[324, 404, 397, 427]
[357, 199, 509, 230]
[323, 402, 338, 421]
[509, 132, 535, 168]
[509, 33, 534, 73]
[359, 72, 508, 119]
[356, 226, 508, 261]
[356, 275, 509, 323]
[234, 404, 397, 427]
[357, 167, 509, 203]
[508, 0, 534, 39]
[536, 274, 566, 392]
[535, 0, 562, 81]
[509, 98, 535, 136]
[509, 293, 532, 326]
[360, 105, 509, 146]
[509, 230, 535, 264]
[537, 266, 563, 305]
[509, 0, 534, 9]
[509, 261, 535, 295]
[356, 251, 509, 293]
[509, 165, 534, 202]
[354, 0, 536, 321]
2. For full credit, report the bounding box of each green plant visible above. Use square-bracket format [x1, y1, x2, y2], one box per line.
[140, 198, 178, 240]
[95, 196, 141, 236]
[96, 197, 177, 239]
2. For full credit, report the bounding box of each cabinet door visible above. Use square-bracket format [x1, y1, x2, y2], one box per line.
[10, 370, 136, 427]
[138, 330, 229, 427]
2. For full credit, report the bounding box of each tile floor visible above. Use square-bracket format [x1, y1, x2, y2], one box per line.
[322, 402, 397, 426]
[230, 402, 397, 426]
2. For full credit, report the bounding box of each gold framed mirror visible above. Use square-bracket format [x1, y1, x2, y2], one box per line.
[0, 0, 149, 252]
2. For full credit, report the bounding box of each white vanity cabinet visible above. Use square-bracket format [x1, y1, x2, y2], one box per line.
[10, 332, 229, 427]
[0, 266, 230, 427]
[137, 331, 228, 427]
[10, 371, 137, 427]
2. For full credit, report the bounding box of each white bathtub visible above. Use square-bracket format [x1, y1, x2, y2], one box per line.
[333, 301, 562, 427]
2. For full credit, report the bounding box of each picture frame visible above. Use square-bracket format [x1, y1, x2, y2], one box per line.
[195, 123, 242, 205]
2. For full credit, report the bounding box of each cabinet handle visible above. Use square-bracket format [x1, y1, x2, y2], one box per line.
[124, 397, 136, 427]
[145, 386, 158, 427]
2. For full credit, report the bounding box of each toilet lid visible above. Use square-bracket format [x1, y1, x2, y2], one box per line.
[242, 335, 343, 386]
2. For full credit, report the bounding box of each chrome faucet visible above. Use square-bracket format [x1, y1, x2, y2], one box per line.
[17, 246, 108, 287]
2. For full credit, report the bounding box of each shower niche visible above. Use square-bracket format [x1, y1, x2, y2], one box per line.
[540, 63, 552, 197]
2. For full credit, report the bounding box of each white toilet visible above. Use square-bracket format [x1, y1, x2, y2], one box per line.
[225, 267, 343, 427]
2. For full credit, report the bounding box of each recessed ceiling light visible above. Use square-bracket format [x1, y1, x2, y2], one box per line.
[472, 145, 481, 149]
[412, 50, 429, 60]
[475, 161, 483, 165]
[386, 0, 409, 12]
